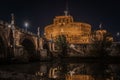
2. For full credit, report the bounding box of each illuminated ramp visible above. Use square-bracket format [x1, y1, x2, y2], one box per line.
[69, 44, 85, 55]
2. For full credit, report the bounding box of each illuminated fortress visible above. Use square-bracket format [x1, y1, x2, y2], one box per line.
[44, 13, 92, 44]
[44, 12, 113, 45]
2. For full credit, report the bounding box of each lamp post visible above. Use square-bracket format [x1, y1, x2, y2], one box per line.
[116, 32, 120, 42]
[37, 27, 40, 50]
[24, 22, 28, 32]
[117, 32, 120, 36]
[11, 13, 15, 55]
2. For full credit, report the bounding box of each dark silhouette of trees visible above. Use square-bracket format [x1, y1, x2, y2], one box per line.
[89, 63, 112, 80]
[56, 35, 68, 57]
[90, 32, 113, 57]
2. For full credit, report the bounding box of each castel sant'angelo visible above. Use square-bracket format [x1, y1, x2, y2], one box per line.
[44, 11, 113, 44]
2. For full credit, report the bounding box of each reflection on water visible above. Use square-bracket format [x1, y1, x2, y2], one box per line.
[0, 60, 120, 80]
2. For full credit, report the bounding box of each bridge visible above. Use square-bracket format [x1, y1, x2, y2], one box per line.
[0, 15, 47, 61]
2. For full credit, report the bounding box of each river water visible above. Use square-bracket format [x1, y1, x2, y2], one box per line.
[0, 59, 120, 80]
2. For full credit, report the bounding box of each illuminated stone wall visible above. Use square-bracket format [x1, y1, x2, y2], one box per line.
[44, 15, 92, 44]
[66, 74, 94, 80]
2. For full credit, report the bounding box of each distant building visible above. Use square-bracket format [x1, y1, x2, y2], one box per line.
[94, 29, 113, 41]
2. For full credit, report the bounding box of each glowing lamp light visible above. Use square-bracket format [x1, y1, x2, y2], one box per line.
[117, 32, 120, 36]
[24, 22, 29, 32]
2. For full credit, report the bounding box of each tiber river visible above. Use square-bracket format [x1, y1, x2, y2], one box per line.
[0, 60, 120, 80]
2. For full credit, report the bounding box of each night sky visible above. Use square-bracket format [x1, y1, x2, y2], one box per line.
[0, 0, 120, 36]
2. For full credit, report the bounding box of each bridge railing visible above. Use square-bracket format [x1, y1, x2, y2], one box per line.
[17, 27, 37, 36]
[0, 20, 37, 37]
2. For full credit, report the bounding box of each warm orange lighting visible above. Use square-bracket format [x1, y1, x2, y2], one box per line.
[44, 15, 91, 44]
[66, 74, 94, 80]
[44, 14, 113, 45]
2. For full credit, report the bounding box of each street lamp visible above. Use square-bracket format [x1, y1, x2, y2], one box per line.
[117, 32, 120, 36]
[116, 32, 120, 42]
[24, 22, 28, 32]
